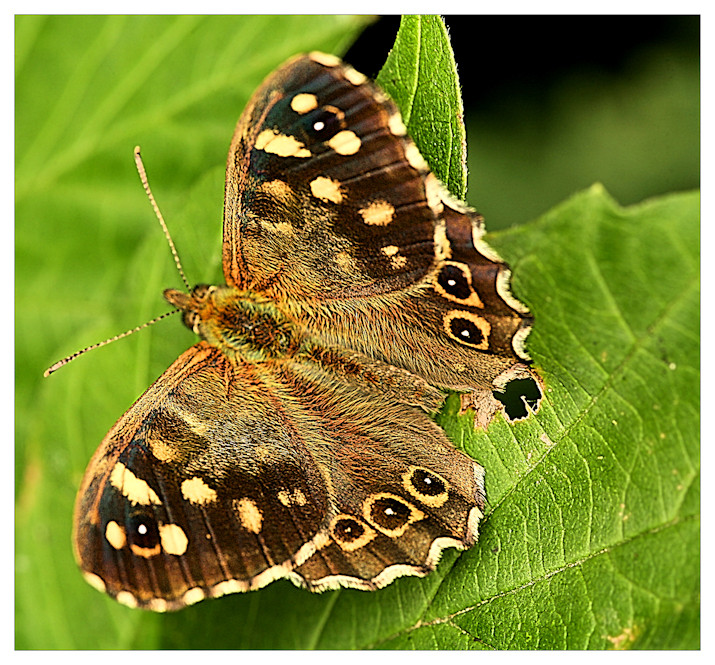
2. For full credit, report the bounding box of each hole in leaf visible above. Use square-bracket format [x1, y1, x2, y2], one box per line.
[493, 377, 542, 421]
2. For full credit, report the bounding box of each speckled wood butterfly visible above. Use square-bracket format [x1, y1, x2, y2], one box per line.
[60, 52, 541, 611]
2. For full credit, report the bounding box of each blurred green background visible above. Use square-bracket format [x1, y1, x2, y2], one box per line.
[15, 15, 699, 649]
[347, 16, 699, 229]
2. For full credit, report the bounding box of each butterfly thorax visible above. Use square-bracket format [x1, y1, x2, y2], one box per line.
[164, 284, 302, 361]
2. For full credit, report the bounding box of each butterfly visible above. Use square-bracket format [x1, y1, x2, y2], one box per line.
[69, 51, 540, 612]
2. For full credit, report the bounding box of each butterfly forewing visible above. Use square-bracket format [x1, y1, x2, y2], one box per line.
[222, 53, 538, 406]
[223, 53, 439, 298]
[73, 344, 330, 609]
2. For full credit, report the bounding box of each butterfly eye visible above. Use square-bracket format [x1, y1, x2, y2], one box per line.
[182, 311, 200, 334]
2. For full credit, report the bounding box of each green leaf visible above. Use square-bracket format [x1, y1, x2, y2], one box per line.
[401, 186, 701, 649]
[376, 15, 467, 198]
[17, 15, 699, 651]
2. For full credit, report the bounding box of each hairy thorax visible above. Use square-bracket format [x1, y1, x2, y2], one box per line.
[164, 285, 303, 362]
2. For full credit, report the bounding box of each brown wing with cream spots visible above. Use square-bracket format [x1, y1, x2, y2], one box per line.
[74, 340, 484, 610]
[74, 343, 330, 610]
[222, 52, 442, 299]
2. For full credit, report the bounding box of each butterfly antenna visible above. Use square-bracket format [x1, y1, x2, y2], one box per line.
[43, 310, 179, 377]
[134, 146, 191, 291]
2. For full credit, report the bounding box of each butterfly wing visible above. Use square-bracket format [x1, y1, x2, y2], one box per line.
[74, 342, 328, 610]
[223, 52, 438, 298]
[74, 341, 483, 610]
[276, 356, 484, 592]
[222, 53, 539, 423]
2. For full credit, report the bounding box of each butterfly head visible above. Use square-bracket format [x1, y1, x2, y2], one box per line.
[164, 285, 212, 334]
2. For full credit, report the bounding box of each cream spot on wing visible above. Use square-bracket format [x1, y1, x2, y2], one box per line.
[255, 128, 310, 158]
[310, 176, 343, 204]
[235, 497, 263, 533]
[309, 51, 341, 67]
[433, 220, 452, 261]
[388, 113, 407, 136]
[116, 591, 138, 609]
[148, 598, 168, 612]
[159, 523, 189, 556]
[381, 244, 407, 270]
[374, 89, 389, 104]
[249, 561, 294, 590]
[277, 488, 307, 507]
[512, 325, 532, 361]
[259, 178, 294, 202]
[263, 221, 295, 236]
[182, 587, 206, 606]
[405, 142, 428, 171]
[496, 268, 531, 315]
[179, 410, 209, 436]
[181, 477, 218, 505]
[253, 443, 276, 464]
[424, 173, 444, 215]
[255, 129, 276, 150]
[328, 130, 361, 155]
[290, 92, 319, 114]
[211, 579, 248, 598]
[335, 250, 357, 274]
[391, 255, 407, 270]
[343, 66, 367, 86]
[321, 103, 345, 123]
[130, 542, 161, 558]
[147, 437, 178, 463]
[83, 572, 106, 593]
[110, 462, 161, 506]
[105, 520, 126, 550]
[360, 200, 395, 226]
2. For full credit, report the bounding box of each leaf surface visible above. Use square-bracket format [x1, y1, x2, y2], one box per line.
[376, 15, 467, 198]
